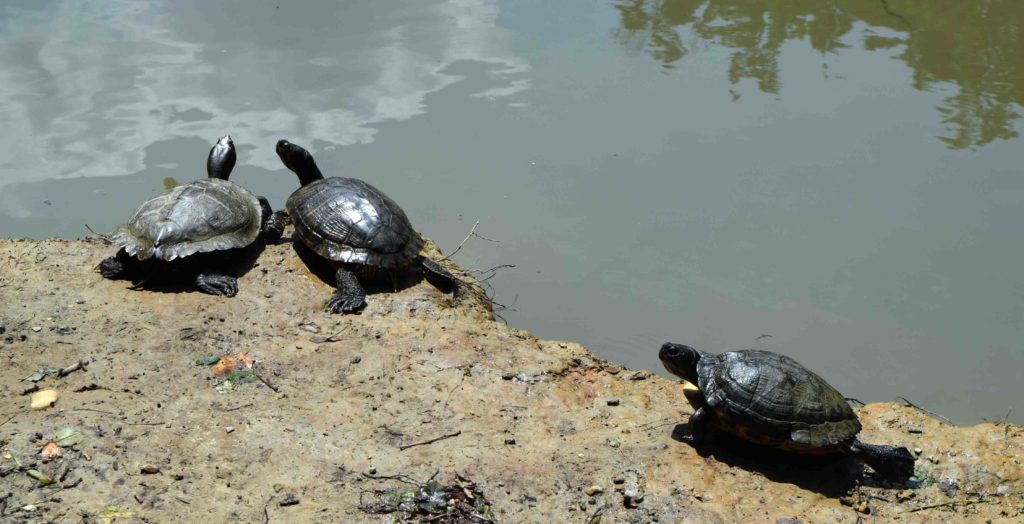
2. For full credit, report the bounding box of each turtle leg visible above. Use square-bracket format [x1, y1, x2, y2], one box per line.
[259, 197, 289, 243]
[195, 273, 239, 297]
[681, 406, 711, 446]
[419, 257, 458, 294]
[98, 249, 138, 279]
[847, 440, 915, 483]
[326, 267, 367, 313]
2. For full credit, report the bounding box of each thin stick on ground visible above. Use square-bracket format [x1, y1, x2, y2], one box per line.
[398, 430, 461, 451]
[361, 472, 422, 485]
[58, 359, 89, 377]
[0, 413, 18, 428]
[896, 396, 953, 425]
[253, 367, 281, 393]
[263, 494, 274, 524]
[73, 408, 118, 416]
[84, 224, 112, 243]
[909, 498, 992, 513]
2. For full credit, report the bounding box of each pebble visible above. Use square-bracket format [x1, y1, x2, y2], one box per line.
[30, 389, 59, 410]
[939, 478, 960, 497]
[31, 326, 41, 332]
[913, 447, 923, 455]
[585, 485, 603, 496]
[907, 425, 924, 434]
[504, 438, 517, 445]
[606, 399, 621, 407]
[141, 465, 161, 474]
[279, 493, 299, 507]
[225, 426, 235, 434]
[350, 356, 362, 364]
[501, 372, 516, 380]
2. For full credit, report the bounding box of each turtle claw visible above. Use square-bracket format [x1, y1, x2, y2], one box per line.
[326, 293, 366, 314]
[195, 274, 238, 297]
[98, 256, 125, 278]
[327, 267, 366, 314]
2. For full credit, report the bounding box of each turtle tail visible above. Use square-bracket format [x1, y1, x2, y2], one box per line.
[847, 440, 915, 482]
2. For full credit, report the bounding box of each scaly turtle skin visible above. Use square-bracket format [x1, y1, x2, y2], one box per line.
[660, 343, 916, 482]
[98, 136, 283, 296]
[269, 139, 457, 313]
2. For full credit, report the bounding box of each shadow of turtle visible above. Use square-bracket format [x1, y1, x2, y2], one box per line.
[102, 240, 269, 295]
[290, 240, 425, 298]
[670, 423, 863, 498]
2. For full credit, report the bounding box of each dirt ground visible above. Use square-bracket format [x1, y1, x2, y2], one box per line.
[1, 238, 1022, 523]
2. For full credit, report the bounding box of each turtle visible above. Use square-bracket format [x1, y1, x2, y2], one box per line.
[659, 342, 916, 482]
[269, 139, 458, 313]
[98, 135, 285, 296]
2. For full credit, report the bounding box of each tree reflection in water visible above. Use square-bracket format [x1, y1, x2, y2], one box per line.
[613, 0, 1023, 149]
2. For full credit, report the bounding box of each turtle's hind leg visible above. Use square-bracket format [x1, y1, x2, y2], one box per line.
[326, 267, 367, 313]
[847, 440, 915, 483]
[419, 257, 458, 294]
[195, 273, 239, 297]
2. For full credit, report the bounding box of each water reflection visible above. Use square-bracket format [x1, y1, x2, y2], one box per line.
[613, 0, 1023, 149]
[0, 0, 528, 190]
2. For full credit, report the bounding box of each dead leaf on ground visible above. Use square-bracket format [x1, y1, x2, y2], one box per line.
[53, 427, 85, 447]
[39, 441, 61, 461]
[211, 353, 255, 378]
[27, 468, 55, 486]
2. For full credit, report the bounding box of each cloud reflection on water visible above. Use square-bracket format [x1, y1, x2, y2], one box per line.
[0, 0, 529, 195]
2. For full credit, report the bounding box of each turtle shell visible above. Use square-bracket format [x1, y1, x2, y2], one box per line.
[697, 350, 861, 453]
[110, 178, 262, 261]
[286, 177, 424, 268]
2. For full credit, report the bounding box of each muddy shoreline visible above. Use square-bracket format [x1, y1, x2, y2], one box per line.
[1, 238, 1021, 522]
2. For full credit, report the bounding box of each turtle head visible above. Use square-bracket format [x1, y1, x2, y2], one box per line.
[276, 139, 324, 186]
[659, 342, 702, 384]
[207, 135, 236, 180]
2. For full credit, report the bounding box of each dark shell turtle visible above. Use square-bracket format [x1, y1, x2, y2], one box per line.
[270, 139, 457, 313]
[659, 343, 915, 482]
[98, 136, 282, 296]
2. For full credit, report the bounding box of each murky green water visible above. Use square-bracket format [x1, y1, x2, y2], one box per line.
[1, 1, 1021, 424]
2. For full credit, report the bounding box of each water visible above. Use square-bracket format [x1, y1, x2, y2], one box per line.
[1, 0, 1021, 424]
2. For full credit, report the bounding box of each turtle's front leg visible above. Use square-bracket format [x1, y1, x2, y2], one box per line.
[326, 267, 366, 313]
[682, 406, 711, 446]
[98, 249, 138, 279]
[195, 273, 239, 297]
[259, 198, 289, 243]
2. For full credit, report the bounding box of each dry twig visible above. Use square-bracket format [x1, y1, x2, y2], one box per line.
[398, 430, 462, 451]
[908, 498, 992, 513]
[896, 397, 953, 425]
[440, 221, 479, 261]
